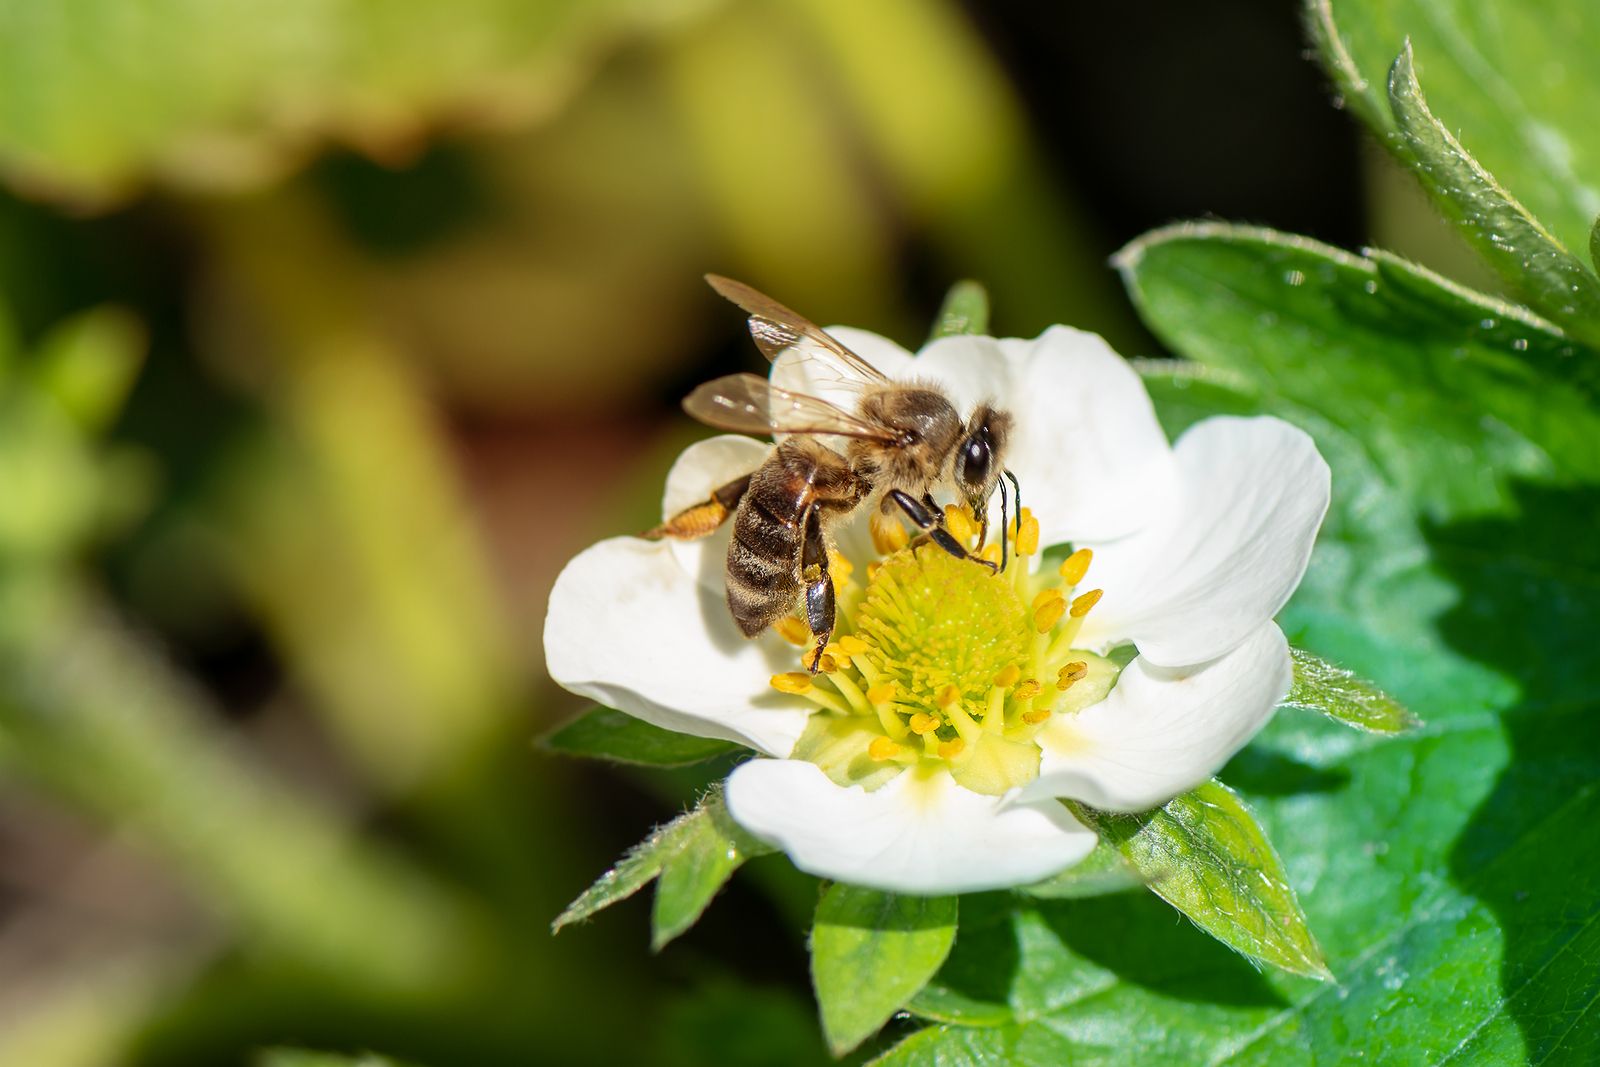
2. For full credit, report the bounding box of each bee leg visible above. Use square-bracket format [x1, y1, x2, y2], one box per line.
[889, 490, 998, 574]
[995, 474, 1008, 574]
[642, 473, 753, 540]
[800, 506, 835, 673]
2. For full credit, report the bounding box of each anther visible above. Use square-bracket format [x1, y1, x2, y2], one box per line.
[828, 551, 854, 585]
[866, 682, 897, 705]
[1016, 510, 1040, 556]
[945, 504, 978, 545]
[1057, 661, 1088, 689]
[870, 513, 909, 555]
[770, 672, 813, 695]
[1012, 679, 1042, 701]
[1034, 597, 1066, 633]
[814, 653, 839, 674]
[837, 635, 870, 657]
[992, 664, 1021, 688]
[823, 642, 851, 670]
[909, 712, 941, 735]
[868, 736, 901, 761]
[1031, 588, 1064, 611]
[1022, 709, 1052, 725]
[936, 684, 962, 709]
[1069, 589, 1103, 618]
[774, 616, 810, 646]
[1059, 548, 1093, 586]
[938, 738, 966, 760]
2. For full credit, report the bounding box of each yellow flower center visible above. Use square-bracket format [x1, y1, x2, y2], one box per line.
[770, 508, 1120, 796]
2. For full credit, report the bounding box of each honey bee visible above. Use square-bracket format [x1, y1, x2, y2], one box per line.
[646, 275, 1018, 671]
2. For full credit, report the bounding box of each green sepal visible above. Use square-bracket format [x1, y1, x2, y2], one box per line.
[541, 705, 742, 767]
[1285, 647, 1418, 734]
[552, 787, 773, 949]
[1072, 780, 1331, 980]
[810, 885, 957, 1055]
[928, 280, 989, 340]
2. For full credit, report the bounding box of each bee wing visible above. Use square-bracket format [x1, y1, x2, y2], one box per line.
[706, 274, 891, 393]
[683, 373, 900, 441]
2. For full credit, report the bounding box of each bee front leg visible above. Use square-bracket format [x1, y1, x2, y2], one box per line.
[800, 506, 836, 673]
[642, 473, 753, 540]
[889, 489, 998, 573]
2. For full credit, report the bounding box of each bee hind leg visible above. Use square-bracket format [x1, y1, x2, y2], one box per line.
[800, 506, 835, 673]
[642, 472, 753, 540]
[889, 490, 998, 574]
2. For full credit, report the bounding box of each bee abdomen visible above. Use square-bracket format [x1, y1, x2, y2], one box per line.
[725, 508, 801, 637]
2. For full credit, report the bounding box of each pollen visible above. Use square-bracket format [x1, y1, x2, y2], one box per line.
[992, 664, 1021, 688]
[868, 736, 901, 761]
[1069, 589, 1103, 618]
[774, 616, 811, 646]
[770, 672, 813, 695]
[1021, 709, 1052, 725]
[909, 712, 941, 735]
[1034, 597, 1066, 632]
[1057, 660, 1088, 689]
[1012, 678, 1042, 701]
[1059, 548, 1093, 586]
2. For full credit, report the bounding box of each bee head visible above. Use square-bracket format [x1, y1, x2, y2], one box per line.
[954, 404, 1013, 515]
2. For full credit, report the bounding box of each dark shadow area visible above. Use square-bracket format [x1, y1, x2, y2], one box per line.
[1221, 747, 1352, 797]
[1434, 480, 1600, 1061]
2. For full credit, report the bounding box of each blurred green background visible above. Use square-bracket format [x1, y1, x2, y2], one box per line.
[0, 1, 1484, 1064]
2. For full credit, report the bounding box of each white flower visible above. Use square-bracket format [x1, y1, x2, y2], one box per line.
[546, 325, 1329, 895]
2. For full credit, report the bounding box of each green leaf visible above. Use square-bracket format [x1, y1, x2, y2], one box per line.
[1591, 215, 1600, 276]
[1286, 647, 1418, 734]
[1384, 43, 1600, 347]
[258, 1052, 411, 1067]
[928, 280, 989, 340]
[1309, 0, 1600, 265]
[29, 308, 146, 434]
[542, 705, 741, 767]
[811, 886, 957, 1055]
[1073, 782, 1330, 980]
[553, 788, 773, 947]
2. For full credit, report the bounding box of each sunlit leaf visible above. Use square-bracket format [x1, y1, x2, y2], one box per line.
[811, 885, 956, 1055]
[928, 280, 989, 341]
[543, 705, 741, 768]
[1286, 647, 1417, 734]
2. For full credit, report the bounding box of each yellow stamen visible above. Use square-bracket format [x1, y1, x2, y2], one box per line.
[837, 635, 870, 657]
[1059, 548, 1093, 586]
[1031, 587, 1064, 611]
[770, 672, 812, 695]
[1034, 597, 1066, 633]
[1012, 679, 1042, 701]
[1069, 589, 1103, 618]
[774, 615, 810, 646]
[866, 682, 897, 706]
[1016, 510, 1040, 556]
[980, 542, 1003, 565]
[992, 664, 1021, 688]
[938, 738, 966, 760]
[865, 560, 883, 582]
[945, 504, 978, 545]
[1022, 709, 1052, 725]
[829, 550, 854, 586]
[936, 685, 962, 709]
[868, 736, 901, 761]
[870, 513, 909, 555]
[823, 642, 851, 670]
[909, 712, 941, 735]
[814, 653, 839, 674]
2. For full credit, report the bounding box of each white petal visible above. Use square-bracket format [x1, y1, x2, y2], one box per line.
[1074, 416, 1330, 666]
[544, 537, 809, 757]
[661, 435, 773, 595]
[770, 327, 916, 409]
[911, 327, 1179, 547]
[725, 759, 1098, 894]
[1025, 621, 1290, 813]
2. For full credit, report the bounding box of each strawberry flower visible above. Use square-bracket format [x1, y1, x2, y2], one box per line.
[546, 324, 1328, 894]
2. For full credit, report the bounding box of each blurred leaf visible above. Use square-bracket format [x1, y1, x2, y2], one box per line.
[1013, 838, 1142, 900]
[811, 886, 956, 1055]
[1285, 647, 1418, 734]
[554, 788, 773, 944]
[1072, 782, 1330, 980]
[1309, 0, 1600, 261]
[1592, 215, 1600, 275]
[0, 0, 710, 205]
[543, 705, 741, 767]
[258, 1052, 414, 1067]
[30, 306, 146, 432]
[657, 979, 833, 1067]
[927, 280, 989, 341]
[1384, 44, 1600, 346]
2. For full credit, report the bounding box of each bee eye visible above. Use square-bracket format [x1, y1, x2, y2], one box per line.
[957, 436, 992, 487]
